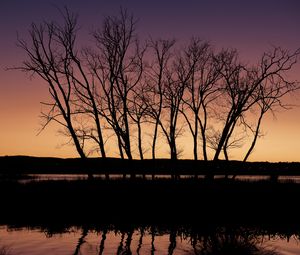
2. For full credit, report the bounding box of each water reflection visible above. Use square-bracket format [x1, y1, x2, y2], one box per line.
[1, 225, 296, 255]
[192, 228, 280, 255]
[136, 227, 145, 255]
[0, 244, 12, 255]
[16, 174, 300, 183]
[116, 229, 134, 255]
[98, 228, 107, 255]
[73, 227, 88, 255]
[168, 229, 176, 255]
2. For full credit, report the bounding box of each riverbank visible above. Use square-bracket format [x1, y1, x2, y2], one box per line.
[1, 155, 300, 177]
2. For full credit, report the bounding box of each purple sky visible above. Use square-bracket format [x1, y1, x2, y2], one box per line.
[1, 0, 300, 53]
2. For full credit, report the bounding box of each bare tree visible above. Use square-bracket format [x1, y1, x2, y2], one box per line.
[146, 39, 176, 159]
[180, 38, 222, 160]
[210, 49, 246, 161]
[128, 82, 149, 159]
[69, 48, 107, 158]
[92, 9, 145, 160]
[243, 48, 300, 161]
[159, 57, 187, 160]
[213, 47, 299, 161]
[15, 9, 86, 158]
[15, 6, 299, 163]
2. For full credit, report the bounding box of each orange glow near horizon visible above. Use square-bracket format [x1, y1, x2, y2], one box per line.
[1, 81, 300, 162]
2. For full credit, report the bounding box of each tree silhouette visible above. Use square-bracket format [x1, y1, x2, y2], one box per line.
[212, 47, 299, 161]
[180, 38, 222, 160]
[128, 82, 149, 159]
[15, 7, 299, 162]
[159, 63, 186, 160]
[92, 9, 145, 160]
[146, 38, 176, 159]
[243, 47, 300, 162]
[16, 9, 86, 158]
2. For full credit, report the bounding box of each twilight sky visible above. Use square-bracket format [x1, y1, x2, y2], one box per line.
[0, 0, 300, 161]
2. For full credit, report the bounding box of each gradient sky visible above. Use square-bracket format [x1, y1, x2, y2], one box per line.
[0, 0, 300, 161]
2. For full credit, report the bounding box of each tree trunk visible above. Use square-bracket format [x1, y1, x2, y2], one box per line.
[213, 122, 232, 161]
[124, 132, 134, 178]
[170, 137, 177, 160]
[123, 100, 133, 160]
[223, 121, 236, 161]
[200, 125, 208, 161]
[152, 118, 159, 159]
[193, 115, 198, 160]
[66, 119, 86, 159]
[117, 135, 124, 159]
[94, 114, 106, 158]
[193, 135, 198, 160]
[201, 102, 209, 161]
[137, 121, 144, 160]
[223, 147, 229, 161]
[243, 112, 263, 162]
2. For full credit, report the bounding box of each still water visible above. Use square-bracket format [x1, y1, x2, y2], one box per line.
[1, 225, 300, 255]
[19, 174, 300, 183]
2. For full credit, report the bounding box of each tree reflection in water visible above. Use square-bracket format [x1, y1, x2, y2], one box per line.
[67, 226, 283, 255]
[117, 231, 126, 255]
[3, 224, 293, 255]
[136, 227, 145, 255]
[73, 227, 88, 255]
[98, 228, 107, 255]
[150, 226, 156, 255]
[191, 228, 280, 255]
[168, 229, 177, 255]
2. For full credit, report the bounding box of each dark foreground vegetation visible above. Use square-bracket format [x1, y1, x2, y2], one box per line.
[1, 177, 300, 254]
[1, 177, 300, 227]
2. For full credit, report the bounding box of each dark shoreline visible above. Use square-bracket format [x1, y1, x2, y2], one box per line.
[1, 178, 300, 226]
[1, 155, 300, 177]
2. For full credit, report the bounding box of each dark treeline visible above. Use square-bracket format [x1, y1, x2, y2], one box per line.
[15, 8, 300, 161]
[1, 155, 300, 177]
